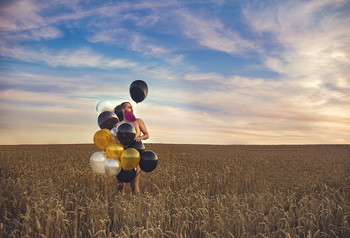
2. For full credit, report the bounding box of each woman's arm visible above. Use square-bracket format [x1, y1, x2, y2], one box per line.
[136, 119, 149, 141]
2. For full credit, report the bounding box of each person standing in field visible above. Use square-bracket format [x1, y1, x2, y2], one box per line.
[116, 101, 149, 195]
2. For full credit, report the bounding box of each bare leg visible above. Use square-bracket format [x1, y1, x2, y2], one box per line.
[130, 165, 140, 195]
[116, 179, 125, 195]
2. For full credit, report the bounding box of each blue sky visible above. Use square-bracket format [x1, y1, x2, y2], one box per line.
[1, 0, 349, 145]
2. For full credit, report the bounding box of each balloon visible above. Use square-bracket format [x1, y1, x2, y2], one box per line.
[127, 140, 145, 152]
[117, 122, 136, 146]
[130, 80, 148, 103]
[98, 111, 119, 130]
[104, 158, 121, 176]
[110, 125, 117, 138]
[117, 168, 137, 183]
[120, 148, 140, 170]
[93, 129, 114, 150]
[90, 152, 107, 173]
[114, 104, 124, 121]
[96, 100, 115, 113]
[139, 150, 158, 172]
[106, 142, 124, 160]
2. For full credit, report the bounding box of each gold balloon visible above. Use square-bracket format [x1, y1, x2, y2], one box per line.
[106, 142, 124, 160]
[93, 129, 114, 150]
[120, 148, 140, 170]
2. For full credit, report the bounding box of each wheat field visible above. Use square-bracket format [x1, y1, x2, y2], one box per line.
[1, 144, 349, 237]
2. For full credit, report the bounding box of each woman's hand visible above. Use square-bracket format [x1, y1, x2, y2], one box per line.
[135, 137, 142, 142]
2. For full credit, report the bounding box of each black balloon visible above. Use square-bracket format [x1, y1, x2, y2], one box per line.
[130, 80, 148, 103]
[117, 122, 136, 146]
[139, 150, 158, 172]
[114, 104, 124, 121]
[98, 111, 119, 130]
[116, 168, 137, 183]
[127, 140, 145, 152]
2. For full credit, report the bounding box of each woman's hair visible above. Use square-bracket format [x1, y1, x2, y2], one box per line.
[121, 102, 130, 109]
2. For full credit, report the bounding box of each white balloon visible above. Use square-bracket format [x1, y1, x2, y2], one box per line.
[104, 158, 121, 176]
[90, 152, 107, 174]
[110, 125, 117, 138]
[110, 125, 121, 143]
[96, 100, 115, 113]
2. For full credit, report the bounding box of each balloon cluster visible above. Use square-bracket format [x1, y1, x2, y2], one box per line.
[89, 80, 158, 182]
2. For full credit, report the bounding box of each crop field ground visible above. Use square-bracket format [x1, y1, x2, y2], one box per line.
[1, 144, 349, 237]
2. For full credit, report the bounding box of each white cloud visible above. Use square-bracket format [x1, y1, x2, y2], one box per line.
[0, 0, 44, 31]
[88, 28, 128, 44]
[237, 0, 350, 145]
[184, 73, 225, 82]
[0, 73, 127, 145]
[86, 1, 257, 61]
[0, 45, 139, 69]
[0, 71, 132, 101]
[1, 68, 349, 145]
[242, 0, 350, 89]
[1, 0, 349, 145]
[88, 28, 186, 65]
[29, 26, 64, 40]
[136, 96, 350, 144]
[243, 0, 341, 35]
[174, 9, 256, 54]
[154, 71, 350, 143]
[0, 0, 66, 42]
[0, 0, 181, 65]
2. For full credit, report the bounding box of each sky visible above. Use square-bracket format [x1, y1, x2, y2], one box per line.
[0, 0, 349, 145]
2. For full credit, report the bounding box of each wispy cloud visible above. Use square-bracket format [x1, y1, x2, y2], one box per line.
[242, 0, 350, 88]
[0, 0, 186, 65]
[0, 71, 126, 145]
[236, 0, 350, 144]
[0, 45, 139, 69]
[0, 71, 132, 101]
[0, 0, 67, 43]
[173, 9, 255, 54]
[0, 0, 44, 31]
[1, 0, 349, 145]
[88, 29, 185, 65]
[155, 69, 350, 144]
[137, 99, 350, 144]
